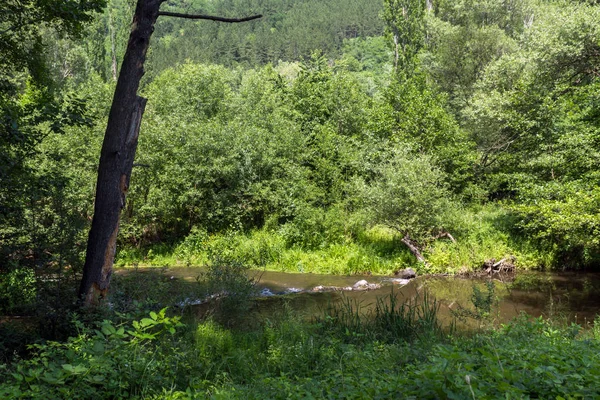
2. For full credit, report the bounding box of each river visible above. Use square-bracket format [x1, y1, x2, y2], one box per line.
[162, 268, 600, 328]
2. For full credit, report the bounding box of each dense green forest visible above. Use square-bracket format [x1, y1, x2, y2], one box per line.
[1, 0, 600, 397]
[3, 0, 599, 278]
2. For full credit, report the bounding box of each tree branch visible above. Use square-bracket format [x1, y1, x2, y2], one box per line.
[400, 234, 429, 265]
[433, 231, 456, 243]
[158, 11, 262, 23]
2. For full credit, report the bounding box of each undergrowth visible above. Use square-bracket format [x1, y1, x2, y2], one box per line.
[115, 205, 547, 275]
[1, 294, 599, 399]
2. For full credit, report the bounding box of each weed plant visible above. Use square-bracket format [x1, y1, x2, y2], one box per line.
[115, 204, 549, 275]
[451, 280, 498, 326]
[317, 290, 445, 344]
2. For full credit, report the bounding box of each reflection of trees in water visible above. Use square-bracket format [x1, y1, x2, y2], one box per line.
[505, 272, 600, 324]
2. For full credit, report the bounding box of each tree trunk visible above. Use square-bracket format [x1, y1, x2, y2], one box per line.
[78, 0, 162, 305]
[78, 1, 260, 306]
[400, 234, 429, 266]
[393, 33, 399, 72]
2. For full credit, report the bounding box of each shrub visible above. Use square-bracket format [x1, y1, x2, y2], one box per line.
[0, 267, 37, 315]
[0, 309, 184, 399]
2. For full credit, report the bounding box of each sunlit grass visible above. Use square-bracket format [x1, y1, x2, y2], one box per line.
[115, 204, 550, 275]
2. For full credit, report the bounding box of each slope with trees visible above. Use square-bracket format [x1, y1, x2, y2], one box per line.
[1, 0, 600, 314]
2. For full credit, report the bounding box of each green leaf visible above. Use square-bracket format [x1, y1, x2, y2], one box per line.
[101, 323, 116, 336]
[140, 318, 155, 327]
[92, 341, 105, 355]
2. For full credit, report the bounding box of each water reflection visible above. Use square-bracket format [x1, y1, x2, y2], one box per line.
[162, 267, 600, 326]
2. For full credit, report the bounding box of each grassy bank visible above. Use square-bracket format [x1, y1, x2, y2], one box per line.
[116, 205, 547, 275]
[1, 290, 599, 399]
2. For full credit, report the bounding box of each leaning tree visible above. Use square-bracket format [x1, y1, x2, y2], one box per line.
[78, 0, 260, 305]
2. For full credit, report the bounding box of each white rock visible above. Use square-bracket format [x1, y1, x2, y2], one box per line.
[390, 278, 411, 286]
[353, 279, 369, 288]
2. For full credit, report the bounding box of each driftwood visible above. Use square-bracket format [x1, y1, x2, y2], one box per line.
[482, 257, 516, 274]
[399, 230, 456, 266]
[401, 235, 428, 265]
[433, 231, 456, 243]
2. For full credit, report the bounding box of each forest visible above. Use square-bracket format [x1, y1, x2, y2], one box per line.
[1, 0, 600, 398]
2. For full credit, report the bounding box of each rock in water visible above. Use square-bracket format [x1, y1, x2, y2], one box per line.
[395, 268, 417, 279]
[353, 280, 369, 288]
[352, 280, 381, 290]
[390, 278, 411, 286]
[260, 288, 275, 297]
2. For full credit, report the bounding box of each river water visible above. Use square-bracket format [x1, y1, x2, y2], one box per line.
[166, 268, 600, 327]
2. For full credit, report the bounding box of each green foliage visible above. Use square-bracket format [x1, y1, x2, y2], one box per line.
[278, 205, 350, 250]
[339, 36, 392, 73]
[1, 0, 109, 271]
[0, 268, 37, 315]
[122, 59, 380, 250]
[145, 0, 384, 75]
[423, 0, 526, 112]
[116, 202, 553, 275]
[424, 203, 546, 273]
[117, 226, 405, 275]
[359, 148, 456, 244]
[0, 309, 185, 399]
[465, 1, 600, 184]
[385, 72, 477, 192]
[383, 0, 426, 76]
[0, 0, 106, 88]
[510, 182, 600, 268]
[2, 293, 600, 400]
[130, 63, 304, 239]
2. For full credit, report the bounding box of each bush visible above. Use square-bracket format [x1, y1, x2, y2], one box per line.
[0, 309, 184, 399]
[0, 267, 36, 314]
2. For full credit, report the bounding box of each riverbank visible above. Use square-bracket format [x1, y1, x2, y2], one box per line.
[3, 262, 600, 398]
[115, 206, 550, 276]
[2, 290, 600, 399]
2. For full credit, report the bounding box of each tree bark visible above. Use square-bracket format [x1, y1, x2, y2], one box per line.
[78, 1, 262, 306]
[78, 0, 162, 305]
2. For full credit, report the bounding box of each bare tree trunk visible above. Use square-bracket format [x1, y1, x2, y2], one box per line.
[393, 33, 399, 72]
[78, 1, 261, 306]
[426, 0, 433, 12]
[78, 0, 162, 305]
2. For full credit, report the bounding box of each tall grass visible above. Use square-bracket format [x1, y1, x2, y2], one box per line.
[317, 289, 446, 343]
[115, 203, 550, 274]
